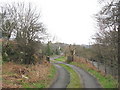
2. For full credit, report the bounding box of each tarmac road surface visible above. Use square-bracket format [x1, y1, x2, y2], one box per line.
[50, 57, 101, 88]
[65, 63, 101, 88]
[50, 64, 70, 88]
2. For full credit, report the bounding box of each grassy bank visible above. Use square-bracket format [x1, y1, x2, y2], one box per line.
[55, 56, 118, 88]
[70, 62, 118, 88]
[2, 61, 57, 88]
[55, 56, 66, 62]
[60, 64, 82, 88]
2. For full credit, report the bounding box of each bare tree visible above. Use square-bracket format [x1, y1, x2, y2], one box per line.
[93, 0, 119, 78]
[0, 3, 47, 64]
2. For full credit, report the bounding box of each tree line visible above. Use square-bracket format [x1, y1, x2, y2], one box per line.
[0, 3, 62, 64]
[64, 0, 119, 79]
[1, 1, 119, 79]
[93, 0, 119, 77]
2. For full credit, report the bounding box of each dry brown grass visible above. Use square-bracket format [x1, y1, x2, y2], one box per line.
[74, 56, 105, 75]
[2, 60, 52, 88]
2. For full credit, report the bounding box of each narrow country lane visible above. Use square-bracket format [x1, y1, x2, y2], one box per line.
[50, 64, 70, 88]
[50, 57, 101, 88]
[64, 63, 101, 88]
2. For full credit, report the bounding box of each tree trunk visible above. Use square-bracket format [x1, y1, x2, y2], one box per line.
[118, 1, 120, 89]
[104, 60, 107, 75]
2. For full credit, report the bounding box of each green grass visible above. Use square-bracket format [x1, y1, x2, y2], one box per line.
[70, 62, 118, 88]
[55, 56, 66, 62]
[22, 82, 46, 88]
[32, 82, 46, 88]
[60, 64, 82, 88]
[55, 56, 118, 88]
[22, 82, 31, 88]
[48, 65, 57, 79]
[51, 55, 59, 57]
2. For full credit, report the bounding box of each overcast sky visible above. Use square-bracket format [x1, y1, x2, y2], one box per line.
[0, 0, 100, 45]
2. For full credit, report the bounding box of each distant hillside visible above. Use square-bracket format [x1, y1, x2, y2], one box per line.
[81, 44, 91, 48]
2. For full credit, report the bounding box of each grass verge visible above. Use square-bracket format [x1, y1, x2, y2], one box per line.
[55, 56, 118, 88]
[55, 56, 66, 62]
[22, 64, 57, 88]
[60, 64, 82, 88]
[2, 61, 57, 88]
[70, 62, 118, 88]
